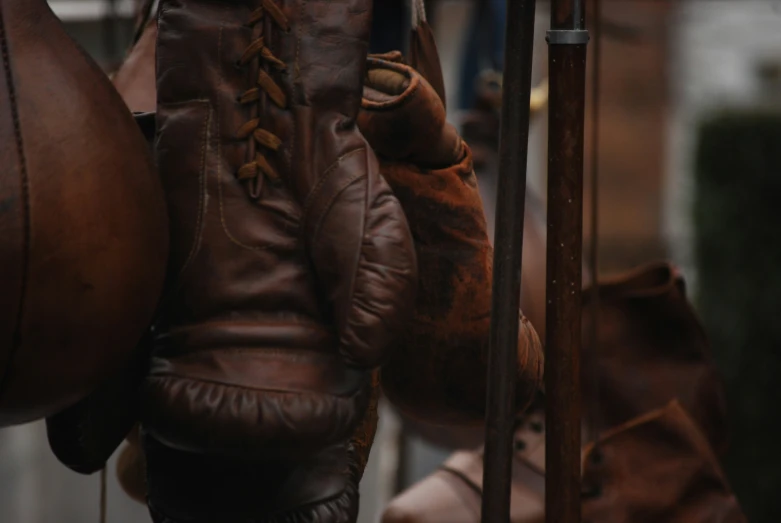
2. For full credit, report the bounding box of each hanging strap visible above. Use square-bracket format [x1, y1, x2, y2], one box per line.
[131, 0, 158, 47]
[409, 0, 447, 107]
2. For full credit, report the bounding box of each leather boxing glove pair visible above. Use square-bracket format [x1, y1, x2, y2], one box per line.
[46, 1, 544, 520]
[108, 47, 546, 517]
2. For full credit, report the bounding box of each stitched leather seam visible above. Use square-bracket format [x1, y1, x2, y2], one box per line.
[440, 466, 484, 496]
[177, 103, 211, 277]
[263, 486, 353, 521]
[148, 373, 366, 399]
[303, 147, 365, 229]
[298, 147, 368, 346]
[158, 347, 334, 359]
[311, 170, 365, 247]
[308, 159, 367, 342]
[329, 172, 367, 350]
[362, 63, 420, 112]
[163, 318, 330, 332]
[336, 154, 372, 352]
[0, 4, 31, 395]
[217, 177, 276, 252]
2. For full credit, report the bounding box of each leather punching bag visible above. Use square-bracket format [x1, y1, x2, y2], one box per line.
[0, 0, 168, 427]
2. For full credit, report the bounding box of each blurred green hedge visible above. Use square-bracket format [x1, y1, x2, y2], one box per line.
[694, 111, 781, 523]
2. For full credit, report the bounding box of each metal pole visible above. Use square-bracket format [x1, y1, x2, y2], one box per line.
[481, 1, 537, 522]
[545, 0, 589, 522]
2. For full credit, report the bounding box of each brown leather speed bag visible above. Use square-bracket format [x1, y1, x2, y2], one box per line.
[0, 0, 168, 427]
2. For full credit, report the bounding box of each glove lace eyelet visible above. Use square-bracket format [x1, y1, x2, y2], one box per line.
[235, 1, 290, 196]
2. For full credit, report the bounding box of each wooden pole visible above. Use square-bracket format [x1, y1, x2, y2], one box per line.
[545, 0, 589, 522]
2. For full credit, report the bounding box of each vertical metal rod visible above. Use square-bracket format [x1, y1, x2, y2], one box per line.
[545, 0, 589, 522]
[481, 1, 538, 522]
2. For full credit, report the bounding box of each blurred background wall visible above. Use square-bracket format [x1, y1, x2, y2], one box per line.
[672, 3, 781, 521]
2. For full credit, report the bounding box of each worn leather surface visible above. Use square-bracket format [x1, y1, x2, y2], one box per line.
[581, 262, 729, 454]
[115, 370, 380, 510]
[581, 400, 747, 523]
[45, 7, 164, 473]
[280, 3, 418, 374]
[140, 1, 415, 520]
[142, 0, 416, 461]
[127, 377, 379, 520]
[0, 0, 167, 427]
[358, 56, 543, 424]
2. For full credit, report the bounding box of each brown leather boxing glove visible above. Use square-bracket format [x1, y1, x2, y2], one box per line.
[115, 372, 381, 512]
[357, 56, 544, 424]
[140, 1, 416, 520]
[141, 0, 416, 460]
[142, 376, 380, 523]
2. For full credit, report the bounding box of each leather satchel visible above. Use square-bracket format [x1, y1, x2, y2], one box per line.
[383, 401, 746, 523]
[383, 263, 739, 522]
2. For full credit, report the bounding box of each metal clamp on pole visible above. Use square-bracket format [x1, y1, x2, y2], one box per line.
[546, 29, 590, 45]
